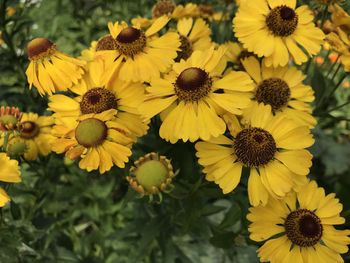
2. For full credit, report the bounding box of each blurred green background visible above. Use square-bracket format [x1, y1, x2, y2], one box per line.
[0, 0, 350, 262]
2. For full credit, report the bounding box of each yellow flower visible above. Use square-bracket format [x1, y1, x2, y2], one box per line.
[329, 4, 350, 33]
[233, 0, 325, 67]
[25, 38, 85, 96]
[194, 4, 229, 22]
[140, 46, 255, 143]
[195, 103, 314, 206]
[219, 41, 256, 70]
[48, 58, 148, 140]
[6, 6, 16, 17]
[17, 113, 54, 160]
[152, 1, 198, 19]
[0, 153, 21, 207]
[51, 109, 132, 173]
[174, 17, 212, 62]
[327, 28, 350, 71]
[95, 16, 180, 82]
[241, 56, 316, 127]
[248, 180, 350, 263]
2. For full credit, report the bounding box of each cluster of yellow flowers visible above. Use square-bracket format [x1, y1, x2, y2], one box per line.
[1, 0, 350, 262]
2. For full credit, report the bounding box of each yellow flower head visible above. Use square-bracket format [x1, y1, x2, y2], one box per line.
[241, 56, 316, 127]
[48, 58, 148, 140]
[16, 112, 54, 160]
[0, 153, 21, 207]
[195, 103, 314, 205]
[329, 3, 350, 33]
[140, 46, 255, 143]
[25, 38, 86, 96]
[327, 28, 350, 71]
[51, 109, 133, 174]
[248, 180, 350, 263]
[174, 17, 212, 62]
[233, 0, 325, 67]
[219, 41, 256, 70]
[95, 16, 180, 83]
[152, 1, 198, 19]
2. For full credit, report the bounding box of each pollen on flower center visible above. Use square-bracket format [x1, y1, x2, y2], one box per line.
[152, 0, 175, 18]
[285, 209, 323, 247]
[20, 121, 40, 139]
[174, 67, 212, 102]
[115, 27, 146, 57]
[27, 38, 55, 60]
[175, 35, 193, 62]
[75, 118, 108, 147]
[256, 78, 291, 112]
[96, 35, 117, 51]
[266, 6, 298, 37]
[234, 127, 276, 167]
[80, 88, 117, 114]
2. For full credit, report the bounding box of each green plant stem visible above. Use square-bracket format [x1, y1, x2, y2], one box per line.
[326, 57, 340, 78]
[320, 5, 328, 28]
[2, 132, 9, 151]
[326, 100, 350, 113]
[328, 73, 347, 99]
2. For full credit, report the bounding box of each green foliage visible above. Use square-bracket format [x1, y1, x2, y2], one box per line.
[0, 0, 350, 262]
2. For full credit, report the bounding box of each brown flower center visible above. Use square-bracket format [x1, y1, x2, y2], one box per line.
[20, 121, 40, 139]
[175, 35, 193, 62]
[27, 38, 55, 60]
[234, 127, 276, 167]
[96, 35, 117, 51]
[266, 6, 298, 37]
[174, 67, 212, 102]
[75, 118, 108, 147]
[199, 4, 214, 16]
[115, 27, 146, 57]
[285, 209, 323, 247]
[80, 88, 117, 114]
[152, 0, 175, 18]
[255, 78, 291, 112]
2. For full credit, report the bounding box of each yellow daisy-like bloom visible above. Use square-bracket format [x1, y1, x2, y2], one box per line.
[79, 41, 98, 62]
[329, 4, 350, 33]
[241, 57, 316, 127]
[151, 1, 198, 20]
[131, 2, 198, 29]
[327, 28, 350, 71]
[140, 47, 255, 143]
[248, 181, 350, 263]
[48, 58, 148, 140]
[16, 113, 54, 160]
[0, 153, 21, 207]
[25, 38, 85, 96]
[51, 109, 132, 173]
[95, 16, 180, 83]
[219, 41, 256, 70]
[233, 0, 325, 67]
[195, 103, 314, 206]
[174, 17, 212, 62]
[194, 4, 229, 22]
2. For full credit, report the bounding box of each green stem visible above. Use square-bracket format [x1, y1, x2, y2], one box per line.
[320, 5, 328, 28]
[328, 73, 347, 99]
[326, 100, 350, 113]
[326, 56, 340, 78]
[2, 132, 9, 151]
